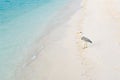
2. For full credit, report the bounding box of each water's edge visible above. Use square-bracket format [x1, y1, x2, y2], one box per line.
[15, 0, 82, 79]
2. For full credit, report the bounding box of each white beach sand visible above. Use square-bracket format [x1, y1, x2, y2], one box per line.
[81, 0, 120, 79]
[17, 0, 120, 80]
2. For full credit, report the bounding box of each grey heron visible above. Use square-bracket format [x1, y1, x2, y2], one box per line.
[80, 32, 92, 49]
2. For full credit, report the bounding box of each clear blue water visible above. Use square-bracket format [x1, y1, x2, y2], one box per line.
[0, 0, 72, 80]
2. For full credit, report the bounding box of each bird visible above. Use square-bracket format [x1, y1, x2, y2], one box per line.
[80, 32, 92, 49]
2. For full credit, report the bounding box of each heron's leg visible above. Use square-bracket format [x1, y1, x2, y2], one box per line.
[83, 42, 87, 49]
[82, 41, 85, 49]
[83, 42, 86, 49]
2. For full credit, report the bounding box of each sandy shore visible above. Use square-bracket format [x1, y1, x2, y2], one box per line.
[17, 0, 120, 80]
[81, 0, 120, 79]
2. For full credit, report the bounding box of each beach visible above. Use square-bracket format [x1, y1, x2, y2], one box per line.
[16, 0, 120, 80]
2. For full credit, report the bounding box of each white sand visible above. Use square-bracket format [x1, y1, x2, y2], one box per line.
[82, 0, 120, 79]
[18, 0, 120, 80]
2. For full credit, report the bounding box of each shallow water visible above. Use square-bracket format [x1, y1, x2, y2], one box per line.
[0, 0, 73, 80]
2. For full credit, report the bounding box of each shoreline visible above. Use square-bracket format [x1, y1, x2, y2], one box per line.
[16, 10, 85, 80]
[20, 0, 82, 67]
[15, 0, 85, 80]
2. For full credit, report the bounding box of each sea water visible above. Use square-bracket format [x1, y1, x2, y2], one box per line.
[0, 0, 78, 80]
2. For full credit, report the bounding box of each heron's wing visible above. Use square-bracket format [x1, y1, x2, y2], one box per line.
[81, 36, 92, 43]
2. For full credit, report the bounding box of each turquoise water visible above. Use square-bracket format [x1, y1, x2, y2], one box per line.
[0, 0, 73, 80]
